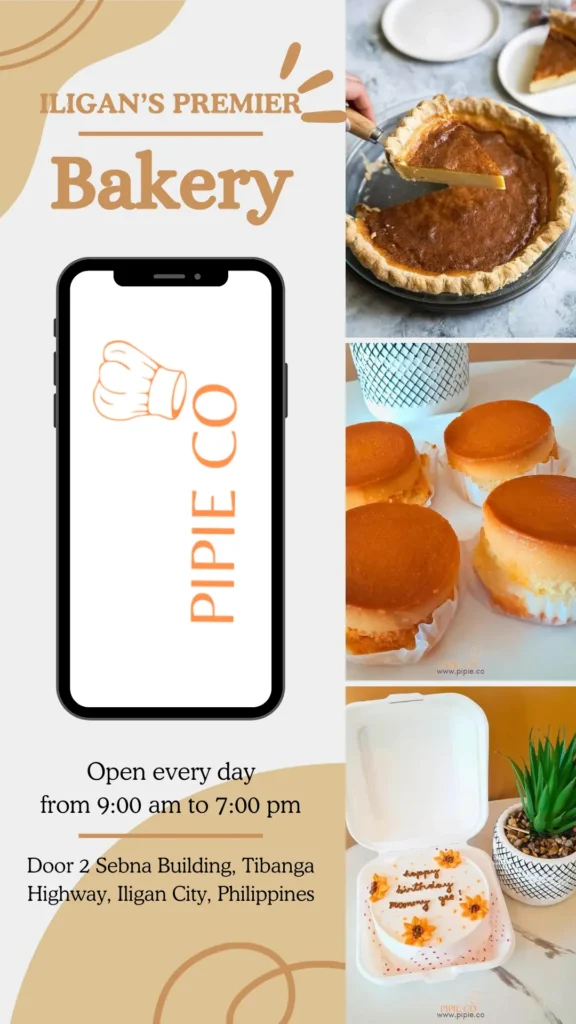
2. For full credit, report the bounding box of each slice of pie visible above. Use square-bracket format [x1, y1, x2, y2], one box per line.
[530, 10, 576, 93]
[346, 96, 574, 296]
[385, 94, 505, 191]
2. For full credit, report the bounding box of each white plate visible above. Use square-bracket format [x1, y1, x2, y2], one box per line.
[498, 25, 576, 116]
[382, 0, 501, 63]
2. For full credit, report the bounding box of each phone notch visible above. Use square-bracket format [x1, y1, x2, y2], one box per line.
[113, 263, 228, 287]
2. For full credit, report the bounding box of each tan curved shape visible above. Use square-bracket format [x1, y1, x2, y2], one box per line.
[0, 0, 89, 59]
[0, 1, 104, 68]
[11, 765, 345, 1024]
[0, 1, 185, 219]
[154, 946, 345, 1024]
[152, 942, 296, 1024]
[226, 958, 345, 1024]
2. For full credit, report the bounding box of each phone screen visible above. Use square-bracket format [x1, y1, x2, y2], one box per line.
[58, 262, 283, 717]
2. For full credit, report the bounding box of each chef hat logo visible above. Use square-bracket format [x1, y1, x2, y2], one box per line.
[94, 341, 187, 421]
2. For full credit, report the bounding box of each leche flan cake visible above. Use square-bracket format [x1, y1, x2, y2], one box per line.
[474, 475, 576, 621]
[369, 849, 491, 966]
[346, 421, 432, 510]
[346, 504, 460, 655]
[444, 400, 557, 495]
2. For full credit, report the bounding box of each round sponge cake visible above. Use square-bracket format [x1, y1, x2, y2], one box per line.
[444, 400, 556, 489]
[346, 421, 431, 510]
[474, 475, 576, 620]
[346, 503, 460, 654]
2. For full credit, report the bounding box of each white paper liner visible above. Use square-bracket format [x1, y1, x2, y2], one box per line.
[443, 445, 572, 508]
[346, 589, 459, 666]
[464, 537, 576, 627]
[417, 441, 438, 507]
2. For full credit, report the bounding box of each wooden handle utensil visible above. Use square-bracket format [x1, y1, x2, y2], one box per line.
[346, 106, 384, 144]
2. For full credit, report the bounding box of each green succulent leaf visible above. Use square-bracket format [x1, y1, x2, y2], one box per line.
[508, 757, 525, 791]
[550, 814, 576, 835]
[551, 777, 576, 817]
[509, 728, 576, 836]
[533, 783, 551, 834]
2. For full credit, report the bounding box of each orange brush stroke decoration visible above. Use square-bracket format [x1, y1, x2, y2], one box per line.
[301, 110, 347, 123]
[280, 42, 301, 80]
[298, 69, 334, 93]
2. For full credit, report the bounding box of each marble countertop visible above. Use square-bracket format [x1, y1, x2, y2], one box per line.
[347, 798, 575, 1023]
[346, 1, 576, 338]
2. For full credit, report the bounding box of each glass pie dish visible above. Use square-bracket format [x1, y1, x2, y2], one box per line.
[346, 100, 576, 312]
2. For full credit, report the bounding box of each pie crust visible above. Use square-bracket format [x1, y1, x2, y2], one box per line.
[346, 96, 575, 296]
[530, 10, 576, 93]
[385, 94, 505, 190]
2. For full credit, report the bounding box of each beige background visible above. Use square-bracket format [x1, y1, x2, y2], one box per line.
[0, 1, 185, 218]
[12, 765, 345, 1023]
[345, 342, 576, 381]
[1, 1, 348, 1017]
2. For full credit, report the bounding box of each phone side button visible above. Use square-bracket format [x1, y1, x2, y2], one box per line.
[53, 351, 57, 385]
[53, 393, 57, 428]
[284, 362, 288, 418]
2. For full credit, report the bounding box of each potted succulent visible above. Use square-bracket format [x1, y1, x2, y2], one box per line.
[493, 729, 576, 905]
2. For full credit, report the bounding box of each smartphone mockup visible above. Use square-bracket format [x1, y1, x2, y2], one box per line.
[56, 259, 284, 719]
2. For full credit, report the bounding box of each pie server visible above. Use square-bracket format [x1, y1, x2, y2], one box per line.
[346, 107, 386, 146]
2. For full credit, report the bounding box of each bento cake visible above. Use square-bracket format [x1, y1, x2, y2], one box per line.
[369, 849, 491, 964]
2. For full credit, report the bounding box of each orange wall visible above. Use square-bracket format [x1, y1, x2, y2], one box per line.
[346, 687, 576, 802]
[345, 342, 576, 381]
[468, 342, 576, 362]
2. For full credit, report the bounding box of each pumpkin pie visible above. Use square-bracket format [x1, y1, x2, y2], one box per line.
[346, 421, 432, 510]
[530, 10, 576, 93]
[385, 95, 505, 190]
[346, 503, 460, 654]
[346, 96, 574, 295]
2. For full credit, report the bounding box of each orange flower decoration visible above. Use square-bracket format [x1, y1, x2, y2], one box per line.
[401, 916, 436, 947]
[369, 874, 389, 903]
[460, 894, 489, 921]
[435, 849, 462, 869]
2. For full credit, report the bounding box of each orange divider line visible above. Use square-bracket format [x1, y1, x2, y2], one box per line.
[78, 131, 264, 137]
[78, 832, 264, 839]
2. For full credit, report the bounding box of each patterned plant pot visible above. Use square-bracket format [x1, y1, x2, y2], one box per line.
[493, 804, 576, 906]
[349, 342, 469, 424]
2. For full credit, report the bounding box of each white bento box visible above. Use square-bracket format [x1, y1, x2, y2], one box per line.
[346, 692, 515, 984]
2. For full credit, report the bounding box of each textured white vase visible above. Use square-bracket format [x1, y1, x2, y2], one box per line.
[350, 342, 470, 424]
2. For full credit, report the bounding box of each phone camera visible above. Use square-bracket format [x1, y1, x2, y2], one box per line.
[194, 273, 202, 281]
